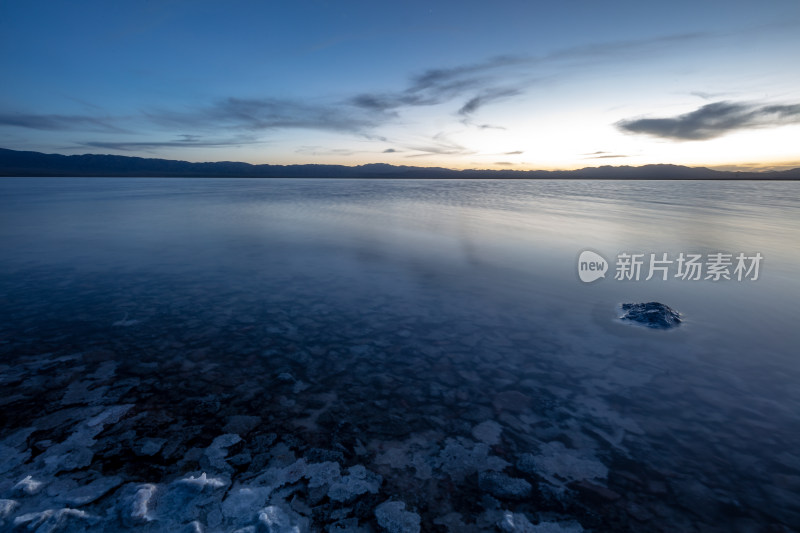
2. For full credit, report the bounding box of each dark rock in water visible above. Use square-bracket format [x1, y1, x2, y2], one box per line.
[620, 302, 681, 329]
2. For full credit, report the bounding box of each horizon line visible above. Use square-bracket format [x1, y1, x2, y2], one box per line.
[2, 147, 799, 175]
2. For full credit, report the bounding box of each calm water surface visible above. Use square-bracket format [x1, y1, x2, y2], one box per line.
[1, 178, 799, 532]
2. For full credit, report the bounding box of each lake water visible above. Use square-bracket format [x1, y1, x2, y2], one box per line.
[1, 177, 799, 532]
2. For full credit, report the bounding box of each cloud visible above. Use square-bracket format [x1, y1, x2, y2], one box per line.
[382, 148, 398, 153]
[295, 145, 359, 157]
[149, 97, 378, 134]
[690, 91, 726, 100]
[504, 150, 524, 155]
[402, 132, 473, 158]
[473, 123, 506, 130]
[408, 55, 525, 92]
[349, 94, 406, 114]
[549, 32, 706, 64]
[582, 151, 629, 159]
[0, 112, 125, 132]
[457, 88, 520, 116]
[351, 55, 528, 118]
[617, 101, 800, 140]
[495, 161, 514, 166]
[82, 135, 258, 151]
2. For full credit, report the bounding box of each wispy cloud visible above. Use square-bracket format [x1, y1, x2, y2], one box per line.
[457, 88, 521, 116]
[351, 55, 528, 119]
[617, 101, 800, 140]
[295, 145, 360, 157]
[148, 97, 378, 134]
[463, 121, 507, 131]
[690, 91, 727, 101]
[402, 132, 473, 158]
[409, 55, 525, 91]
[0, 112, 125, 133]
[82, 135, 258, 152]
[582, 151, 629, 159]
[548, 32, 707, 64]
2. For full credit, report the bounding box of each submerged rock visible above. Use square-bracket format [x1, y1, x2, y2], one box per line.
[478, 471, 532, 500]
[54, 475, 124, 506]
[375, 501, 421, 533]
[13, 475, 45, 496]
[125, 483, 158, 526]
[619, 302, 681, 329]
[472, 420, 503, 446]
[258, 505, 307, 533]
[0, 500, 20, 527]
[327, 464, 382, 502]
[436, 439, 509, 483]
[499, 512, 585, 533]
[518, 442, 608, 491]
[13, 508, 98, 532]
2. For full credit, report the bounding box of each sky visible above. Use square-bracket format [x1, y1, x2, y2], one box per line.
[1, 0, 799, 171]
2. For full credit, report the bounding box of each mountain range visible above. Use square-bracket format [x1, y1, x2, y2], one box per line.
[1, 148, 798, 179]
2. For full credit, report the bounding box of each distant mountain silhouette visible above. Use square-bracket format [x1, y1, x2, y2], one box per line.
[1, 148, 798, 179]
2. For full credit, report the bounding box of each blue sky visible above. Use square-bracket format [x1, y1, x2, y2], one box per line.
[1, 0, 799, 170]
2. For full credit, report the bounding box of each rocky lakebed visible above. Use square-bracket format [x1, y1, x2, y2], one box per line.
[1, 264, 798, 533]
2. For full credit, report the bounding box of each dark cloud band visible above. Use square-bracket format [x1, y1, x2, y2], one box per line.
[149, 97, 377, 134]
[82, 138, 257, 151]
[0, 113, 124, 133]
[617, 101, 800, 140]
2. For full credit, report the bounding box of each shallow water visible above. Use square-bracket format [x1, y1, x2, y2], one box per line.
[1, 177, 799, 532]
